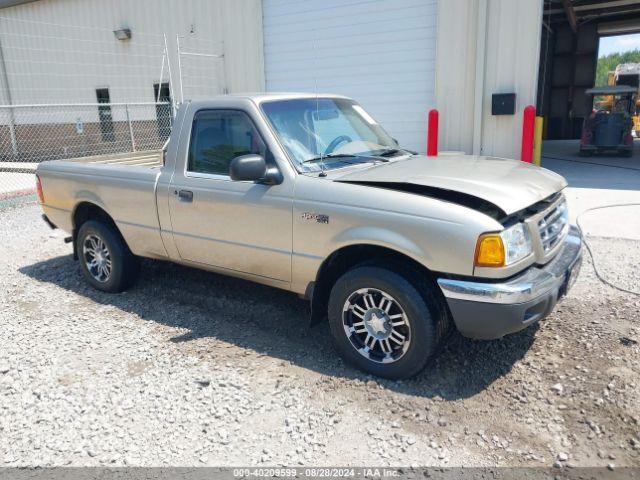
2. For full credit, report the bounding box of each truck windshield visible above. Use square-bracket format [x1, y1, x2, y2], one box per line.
[261, 98, 399, 172]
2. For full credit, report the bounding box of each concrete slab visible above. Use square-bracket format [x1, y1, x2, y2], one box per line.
[542, 139, 640, 170]
[0, 172, 36, 199]
[542, 156, 640, 191]
[541, 149, 640, 241]
[0, 162, 38, 172]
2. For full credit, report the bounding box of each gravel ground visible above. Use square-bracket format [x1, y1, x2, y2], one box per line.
[0, 202, 639, 468]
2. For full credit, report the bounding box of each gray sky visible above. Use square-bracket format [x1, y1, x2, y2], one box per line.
[599, 33, 640, 57]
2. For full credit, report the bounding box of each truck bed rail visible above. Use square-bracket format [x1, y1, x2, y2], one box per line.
[63, 150, 163, 168]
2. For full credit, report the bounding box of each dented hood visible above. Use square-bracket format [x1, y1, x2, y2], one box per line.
[334, 155, 567, 216]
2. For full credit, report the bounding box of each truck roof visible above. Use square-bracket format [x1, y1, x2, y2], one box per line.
[191, 92, 352, 103]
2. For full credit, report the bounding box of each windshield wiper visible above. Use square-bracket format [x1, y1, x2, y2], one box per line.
[302, 153, 359, 164]
[301, 154, 391, 175]
[373, 148, 413, 157]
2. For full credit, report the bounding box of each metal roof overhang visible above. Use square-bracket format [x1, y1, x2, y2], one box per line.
[545, 0, 640, 27]
[0, 0, 40, 8]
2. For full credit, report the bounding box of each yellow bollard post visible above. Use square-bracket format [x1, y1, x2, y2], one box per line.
[533, 116, 544, 166]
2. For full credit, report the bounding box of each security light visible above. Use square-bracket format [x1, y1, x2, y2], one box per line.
[113, 28, 131, 40]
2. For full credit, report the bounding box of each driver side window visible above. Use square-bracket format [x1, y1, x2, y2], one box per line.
[187, 109, 266, 176]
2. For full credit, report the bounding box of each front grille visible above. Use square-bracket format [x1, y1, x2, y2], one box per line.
[537, 199, 569, 253]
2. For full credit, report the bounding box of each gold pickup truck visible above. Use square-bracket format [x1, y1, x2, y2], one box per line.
[36, 94, 582, 379]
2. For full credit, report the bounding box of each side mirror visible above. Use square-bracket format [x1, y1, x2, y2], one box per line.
[229, 154, 267, 182]
[229, 154, 283, 185]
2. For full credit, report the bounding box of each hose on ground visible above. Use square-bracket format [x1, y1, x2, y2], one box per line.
[575, 203, 640, 297]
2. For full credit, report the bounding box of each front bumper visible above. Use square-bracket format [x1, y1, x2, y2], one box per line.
[437, 226, 583, 340]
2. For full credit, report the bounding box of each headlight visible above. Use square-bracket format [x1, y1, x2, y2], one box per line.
[475, 223, 533, 267]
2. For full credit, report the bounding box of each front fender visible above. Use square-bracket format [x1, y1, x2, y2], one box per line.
[330, 226, 432, 270]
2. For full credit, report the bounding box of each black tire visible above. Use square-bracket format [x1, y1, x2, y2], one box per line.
[77, 220, 140, 293]
[328, 266, 446, 379]
[578, 150, 593, 157]
[619, 149, 633, 158]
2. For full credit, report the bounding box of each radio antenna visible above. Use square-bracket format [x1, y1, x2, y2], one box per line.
[313, 30, 327, 177]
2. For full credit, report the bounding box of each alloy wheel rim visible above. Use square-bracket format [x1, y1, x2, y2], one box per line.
[342, 288, 411, 364]
[82, 234, 112, 283]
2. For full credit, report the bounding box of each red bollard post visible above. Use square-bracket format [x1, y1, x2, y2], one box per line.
[521, 105, 536, 163]
[427, 109, 439, 157]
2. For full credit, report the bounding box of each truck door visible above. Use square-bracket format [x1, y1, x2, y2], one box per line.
[167, 108, 293, 283]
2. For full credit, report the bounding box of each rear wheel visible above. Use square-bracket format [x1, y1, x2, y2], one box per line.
[620, 149, 633, 158]
[77, 220, 140, 293]
[328, 266, 446, 379]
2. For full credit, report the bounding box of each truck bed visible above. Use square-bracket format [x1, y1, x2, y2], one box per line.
[38, 149, 163, 181]
[37, 149, 167, 260]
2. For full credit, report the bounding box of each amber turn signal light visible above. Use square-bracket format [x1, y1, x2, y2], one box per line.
[475, 234, 505, 267]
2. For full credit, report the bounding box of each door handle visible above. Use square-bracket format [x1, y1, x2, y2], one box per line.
[177, 189, 193, 202]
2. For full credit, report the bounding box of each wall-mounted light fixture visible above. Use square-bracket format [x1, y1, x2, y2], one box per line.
[113, 28, 132, 41]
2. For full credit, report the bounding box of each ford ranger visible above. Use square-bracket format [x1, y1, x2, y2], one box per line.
[36, 94, 582, 379]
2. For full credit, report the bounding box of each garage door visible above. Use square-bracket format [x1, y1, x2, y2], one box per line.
[263, 0, 437, 153]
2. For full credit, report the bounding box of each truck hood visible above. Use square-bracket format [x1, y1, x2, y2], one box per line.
[334, 155, 567, 217]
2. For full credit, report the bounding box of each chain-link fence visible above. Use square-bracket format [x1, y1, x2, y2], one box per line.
[0, 102, 172, 163]
[0, 102, 172, 203]
[0, 16, 168, 201]
[0, 12, 229, 202]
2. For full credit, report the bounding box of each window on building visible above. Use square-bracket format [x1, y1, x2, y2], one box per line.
[187, 109, 266, 176]
[154, 82, 172, 141]
[95, 88, 115, 142]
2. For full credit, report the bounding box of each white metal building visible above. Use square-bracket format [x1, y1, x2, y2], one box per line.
[0, 0, 265, 160]
[2, 0, 636, 162]
[262, 0, 543, 157]
[0, 0, 265, 104]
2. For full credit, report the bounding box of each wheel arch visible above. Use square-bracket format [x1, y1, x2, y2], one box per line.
[72, 202, 128, 260]
[309, 243, 446, 326]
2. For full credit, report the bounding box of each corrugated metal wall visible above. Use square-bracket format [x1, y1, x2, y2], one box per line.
[435, 0, 479, 155]
[262, 0, 437, 153]
[436, 0, 543, 160]
[480, 0, 543, 159]
[0, 0, 265, 106]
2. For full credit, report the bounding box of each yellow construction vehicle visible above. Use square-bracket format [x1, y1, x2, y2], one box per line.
[596, 64, 640, 136]
[581, 86, 636, 157]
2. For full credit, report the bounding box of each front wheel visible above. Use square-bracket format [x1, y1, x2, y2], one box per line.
[328, 266, 445, 379]
[77, 220, 140, 293]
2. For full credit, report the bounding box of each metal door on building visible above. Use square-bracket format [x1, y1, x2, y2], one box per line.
[154, 82, 172, 141]
[262, 0, 438, 153]
[95, 88, 115, 142]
